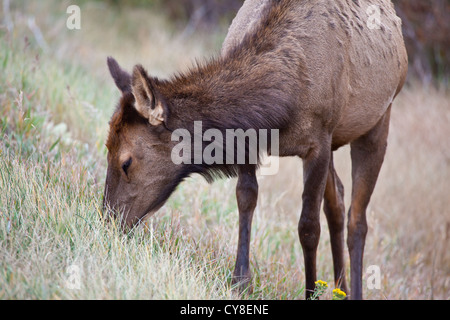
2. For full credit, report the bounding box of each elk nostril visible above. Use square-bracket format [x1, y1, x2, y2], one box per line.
[122, 157, 132, 175]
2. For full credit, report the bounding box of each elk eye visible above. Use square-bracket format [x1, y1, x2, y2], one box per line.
[122, 158, 132, 176]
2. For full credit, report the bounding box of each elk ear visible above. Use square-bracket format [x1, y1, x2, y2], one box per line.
[107, 56, 131, 94]
[131, 64, 166, 126]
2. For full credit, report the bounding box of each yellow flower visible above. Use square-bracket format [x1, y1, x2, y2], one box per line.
[315, 280, 328, 288]
[332, 288, 347, 299]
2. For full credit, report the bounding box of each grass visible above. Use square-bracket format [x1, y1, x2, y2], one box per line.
[1, 1, 449, 299]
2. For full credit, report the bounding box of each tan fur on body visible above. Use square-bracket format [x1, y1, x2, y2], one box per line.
[223, 0, 407, 152]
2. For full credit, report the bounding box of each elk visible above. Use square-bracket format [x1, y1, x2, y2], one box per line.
[103, 0, 408, 299]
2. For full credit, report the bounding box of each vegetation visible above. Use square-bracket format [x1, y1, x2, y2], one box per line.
[393, 0, 449, 83]
[0, 0, 448, 299]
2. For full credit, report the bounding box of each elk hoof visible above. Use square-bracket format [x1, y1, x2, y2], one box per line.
[231, 272, 253, 294]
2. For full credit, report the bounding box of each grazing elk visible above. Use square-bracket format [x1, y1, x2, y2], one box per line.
[103, 0, 408, 299]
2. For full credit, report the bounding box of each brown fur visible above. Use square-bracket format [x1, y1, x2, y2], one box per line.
[103, 0, 408, 299]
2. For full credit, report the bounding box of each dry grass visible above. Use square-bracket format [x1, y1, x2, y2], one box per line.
[0, 0, 448, 299]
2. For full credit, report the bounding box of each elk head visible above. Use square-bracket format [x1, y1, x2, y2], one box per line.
[102, 57, 186, 228]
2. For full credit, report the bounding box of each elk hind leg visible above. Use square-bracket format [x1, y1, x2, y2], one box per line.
[347, 105, 391, 300]
[323, 154, 348, 293]
[299, 140, 331, 299]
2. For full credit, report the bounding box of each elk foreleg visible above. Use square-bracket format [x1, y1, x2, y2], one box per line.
[232, 165, 258, 292]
